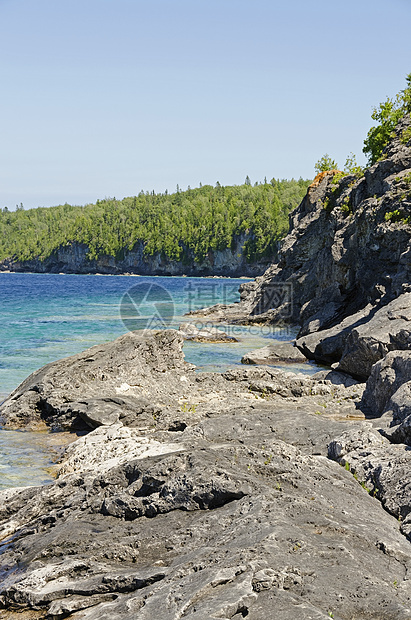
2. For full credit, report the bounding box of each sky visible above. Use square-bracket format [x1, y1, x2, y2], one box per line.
[1, 0, 410, 210]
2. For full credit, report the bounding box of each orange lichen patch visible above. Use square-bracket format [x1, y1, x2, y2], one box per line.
[309, 169, 343, 190]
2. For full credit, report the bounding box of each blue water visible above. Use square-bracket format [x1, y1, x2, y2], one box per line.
[0, 272, 310, 489]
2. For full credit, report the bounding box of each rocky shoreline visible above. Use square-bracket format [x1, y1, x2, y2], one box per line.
[1, 117, 411, 618]
[0, 233, 272, 278]
[0, 328, 411, 619]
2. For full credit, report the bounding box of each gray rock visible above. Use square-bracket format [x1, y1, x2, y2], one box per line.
[362, 350, 411, 417]
[297, 293, 411, 379]
[241, 342, 307, 365]
[337, 293, 411, 378]
[328, 425, 411, 539]
[1, 410, 411, 619]
[190, 116, 411, 374]
[311, 369, 360, 388]
[0, 330, 190, 431]
[361, 350, 411, 444]
[295, 305, 374, 367]
[179, 322, 238, 342]
[1, 332, 410, 618]
[0, 232, 272, 278]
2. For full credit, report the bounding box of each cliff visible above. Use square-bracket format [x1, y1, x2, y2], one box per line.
[0, 232, 273, 277]
[195, 114, 411, 371]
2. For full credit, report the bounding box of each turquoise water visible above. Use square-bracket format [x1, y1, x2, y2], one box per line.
[0, 272, 311, 489]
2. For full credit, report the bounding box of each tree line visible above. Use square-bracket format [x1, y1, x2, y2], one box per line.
[0, 178, 311, 265]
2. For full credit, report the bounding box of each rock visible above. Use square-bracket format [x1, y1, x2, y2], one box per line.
[0, 330, 190, 431]
[337, 293, 411, 378]
[328, 425, 411, 539]
[295, 305, 373, 367]
[179, 322, 238, 343]
[1, 329, 410, 618]
[241, 342, 307, 365]
[190, 115, 411, 356]
[361, 350, 411, 444]
[0, 233, 271, 277]
[311, 369, 360, 388]
[1, 403, 411, 619]
[297, 293, 411, 379]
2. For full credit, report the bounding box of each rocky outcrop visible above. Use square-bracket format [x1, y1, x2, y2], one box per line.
[0, 330, 361, 433]
[192, 114, 411, 382]
[179, 323, 238, 343]
[0, 233, 272, 277]
[296, 293, 411, 379]
[2, 330, 411, 619]
[241, 342, 307, 365]
[361, 350, 411, 444]
[0, 330, 190, 431]
[329, 425, 411, 539]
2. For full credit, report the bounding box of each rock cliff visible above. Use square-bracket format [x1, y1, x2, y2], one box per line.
[194, 113, 411, 378]
[0, 233, 272, 277]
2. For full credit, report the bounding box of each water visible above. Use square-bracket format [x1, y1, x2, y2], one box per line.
[0, 272, 314, 490]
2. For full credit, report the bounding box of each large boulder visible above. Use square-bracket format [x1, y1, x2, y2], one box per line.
[295, 305, 373, 367]
[296, 293, 411, 379]
[362, 350, 411, 444]
[241, 342, 307, 365]
[337, 293, 411, 378]
[0, 330, 190, 431]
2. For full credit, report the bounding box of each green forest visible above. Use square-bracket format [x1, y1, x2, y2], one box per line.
[0, 178, 310, 265]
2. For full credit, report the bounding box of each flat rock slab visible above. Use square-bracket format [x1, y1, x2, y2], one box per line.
[241, 342, 307, 365]
[1, 330, 411, 619]
[1, 410, 411, 619]
[179, 322, 238, 342]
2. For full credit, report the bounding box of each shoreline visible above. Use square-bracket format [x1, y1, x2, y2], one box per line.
[0, 270, 253, 279]
[0, 329, 410, 618]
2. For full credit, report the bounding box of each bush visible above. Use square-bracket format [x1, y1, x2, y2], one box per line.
[314, 154, 338, 174]
[363, 73, 411, 165]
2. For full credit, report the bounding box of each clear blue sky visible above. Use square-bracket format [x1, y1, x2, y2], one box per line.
[1, 0, 410, 210]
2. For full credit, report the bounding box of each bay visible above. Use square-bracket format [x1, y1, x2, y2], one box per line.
[0, 272, 311, 489]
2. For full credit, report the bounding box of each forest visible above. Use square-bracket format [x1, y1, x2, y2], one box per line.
[0, 178, 310, 265]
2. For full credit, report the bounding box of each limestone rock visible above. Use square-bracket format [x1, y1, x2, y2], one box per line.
[0, 330, 190, 431]
[328, 425, 411, 539]
[1, 409, 411, 619]
[296, 293, 411, 379]
[179, 322, 238, 343]
[362, 350, 411, 443]
[241, 342, 307, 365]
[191, 115, 411, 370]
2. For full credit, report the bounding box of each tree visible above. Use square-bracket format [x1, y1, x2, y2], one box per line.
[314, 154, 338, 174]
[344, 153, 363, 176]
[363, 72, 411, 165]
[245, 175, 251, 186]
